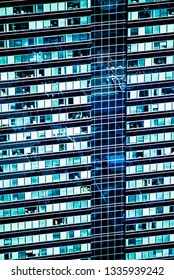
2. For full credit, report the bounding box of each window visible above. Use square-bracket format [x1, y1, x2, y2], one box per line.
[36, 4, 43, 13]
[59, 144, 65, 151]
[128, 60, 138, 67]
[4, 239, 12, 246]
[68, 231, 74, 238]
[39, 249, 46, 256]
[25, 206, 37, 214]
[154, 57, 166, 64]
[138, 11, 150, 19]
[68, 1, 80, 9]
[128, 239, 136, 246]
[129, 121, 143, 129]
[136, 151, 143, 158]
[4, 253, 12, 260]
[23, 6, 33, 14]
[154, 42, 160, 50]
[0, 25, 4, 32]
[50, 20, 58, 27]
[168, 9, 174, 16]
[67, 17, 80, 26]
[145, 26, 152, 35]
[0, 41, 5, 48]
[130, 28, 138, 36]
[136, 165, 143, 173]
[53, 232, 60, 239]
[13, 193, 24, 201]
[73, 244, 81, 252]
[156, 207, 163, 214]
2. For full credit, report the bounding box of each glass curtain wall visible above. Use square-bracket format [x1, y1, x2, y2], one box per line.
[91, 0, 126, 259]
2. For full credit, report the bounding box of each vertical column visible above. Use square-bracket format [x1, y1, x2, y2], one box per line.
[91, 0, 126, 259]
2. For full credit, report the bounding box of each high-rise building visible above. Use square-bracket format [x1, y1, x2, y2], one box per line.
[0, 0, 92, 260]
[126, 0, 174, 260]
[91, 0, 126, 260]
[0, 0, 174, 260]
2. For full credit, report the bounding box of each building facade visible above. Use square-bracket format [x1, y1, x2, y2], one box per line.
[0, 0, 92, 260]
[126, 0, 174, 260]
[91, 0, 126, 259]
[0, 0, 174, 260]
